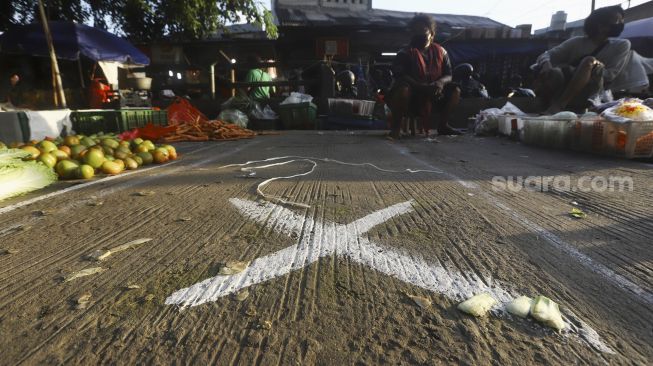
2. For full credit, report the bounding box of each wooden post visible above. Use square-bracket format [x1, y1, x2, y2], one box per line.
[37, 0, 67, 108]
[210, 62, 216, 100]
[218, 50, 236, 97]
[51, 66, 59, 106]
[230, 67, 236, 97]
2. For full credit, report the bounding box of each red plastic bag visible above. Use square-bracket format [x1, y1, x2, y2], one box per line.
[166, 97, 208, 125]
[119, 123, 178, 141]
[119, 129, 140, 141]
[137, 123, 178, 140]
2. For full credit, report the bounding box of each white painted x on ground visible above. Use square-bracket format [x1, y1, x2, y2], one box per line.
[165, 198, 614, 354]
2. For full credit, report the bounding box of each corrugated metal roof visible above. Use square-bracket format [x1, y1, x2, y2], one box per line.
[208, 23, 267, 40]
[275, 5, 509, 29]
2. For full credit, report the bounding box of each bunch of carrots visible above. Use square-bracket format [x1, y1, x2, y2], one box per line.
[160, 118, 256, 142]
[161, 97, 256, 142]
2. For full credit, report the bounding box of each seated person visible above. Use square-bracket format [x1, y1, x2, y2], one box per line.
[386, 14, 461, 138]
[453, 63, 489, 99]
[532, 5, 630, 114]
[336, 69, 358, 98]
[610, 50, 653, 97]
[0, 72, 26, 107]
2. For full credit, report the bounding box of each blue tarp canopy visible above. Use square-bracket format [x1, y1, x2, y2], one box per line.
[622, 17, 653, 39]
[0, 21, 149, 65]
[446, 39, 550, 64]
[621, 17, 653, 56]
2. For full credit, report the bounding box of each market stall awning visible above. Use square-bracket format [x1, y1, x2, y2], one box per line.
[0, 21, 149, 66]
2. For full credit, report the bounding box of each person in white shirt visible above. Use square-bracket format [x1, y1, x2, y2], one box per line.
[533, 6, 629, 113]
[611, 50, 653, 96]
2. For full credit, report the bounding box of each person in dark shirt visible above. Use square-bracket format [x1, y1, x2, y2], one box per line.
[386, 14, 461, 138]
[336, 69, 358, 98]
[0, 72, 26, 106]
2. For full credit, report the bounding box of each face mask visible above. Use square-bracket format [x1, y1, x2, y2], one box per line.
[608, 23, 624, 37]
[411, 34, 429, 47]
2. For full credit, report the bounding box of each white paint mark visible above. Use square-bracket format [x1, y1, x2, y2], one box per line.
[165, 198, 614, 354]
[564, 310, 616, 355]
[166, 199, 511, 307]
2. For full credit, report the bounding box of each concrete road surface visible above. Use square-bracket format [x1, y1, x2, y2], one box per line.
[1, 131, 651, 365]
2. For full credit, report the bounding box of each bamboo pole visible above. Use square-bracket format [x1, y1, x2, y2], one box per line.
[217, 50, 236, 97]
[37, 0, 67, 108]
[51, 66, 59, 106]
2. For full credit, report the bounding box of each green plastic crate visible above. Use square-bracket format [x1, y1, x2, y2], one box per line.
[117, 109, 168, 132]
[71, 109, 168, 135]
[71, 110, 120, 135]
[278, 102, 317, 130]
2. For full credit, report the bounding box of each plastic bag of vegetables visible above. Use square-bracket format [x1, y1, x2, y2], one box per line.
[457, 292, 497, 317]
[530, 295, 566, 331]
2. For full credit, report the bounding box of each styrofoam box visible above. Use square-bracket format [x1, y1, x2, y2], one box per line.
[602, 119, 653, 158]
[521, 117, 575, 149]
[567, 117, 653, 159]
[570, 117, 606, 153]
[498, 115, 525, 135]
[328, 98, 376, 117]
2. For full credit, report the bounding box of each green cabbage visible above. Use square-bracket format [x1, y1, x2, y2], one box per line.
[530, 295, 566, 331]
[0, 149, 30, 162]
[0, 149, 57, 201]
[457, 292, 497, 317]
[506, 295, 533, 318]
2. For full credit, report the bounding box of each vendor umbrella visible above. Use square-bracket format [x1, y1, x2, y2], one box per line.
[0, 21, 149, 65]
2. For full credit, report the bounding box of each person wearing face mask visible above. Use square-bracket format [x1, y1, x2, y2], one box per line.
[532, 5, 630, 114]
[386, 14, 461, 139]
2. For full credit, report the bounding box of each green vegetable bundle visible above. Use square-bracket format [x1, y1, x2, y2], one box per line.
[0, 149, 57, 201]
